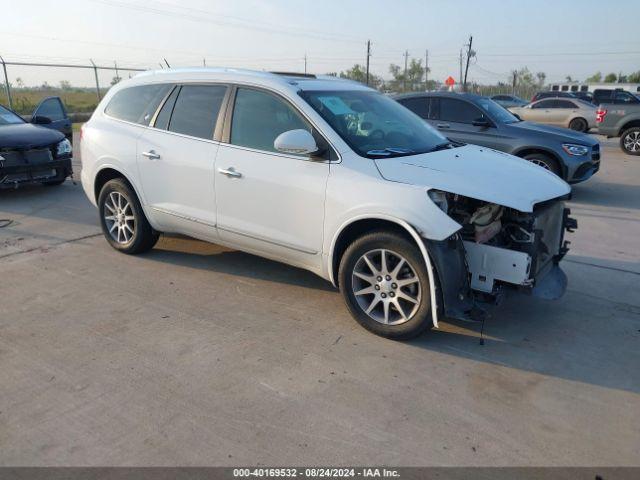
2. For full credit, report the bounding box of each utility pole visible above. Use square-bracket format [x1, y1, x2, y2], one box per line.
[425, 49, 429, 90]
[403, 50, 409, 92]
[304, 54, 307, 74]
[0, 55, 13, 110]
[459, 49, 463, 87]
[365, 40, 371, 86]
[203, 58, 206, 67]
[512, 70, 518, 95]
[114, 61, 120, 83]
[90, 59, 101, 101]
[463, 35, 473, 92]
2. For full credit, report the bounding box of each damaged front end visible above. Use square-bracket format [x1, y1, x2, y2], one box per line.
[426, 190, 577, 322]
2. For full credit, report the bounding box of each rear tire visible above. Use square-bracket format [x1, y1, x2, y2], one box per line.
[98, 178, 159, 254]
[338, 230, 433, 340]
[620, 127, 640, 156]
[569, 117, 588, 132]
[523, 153, 562, 177]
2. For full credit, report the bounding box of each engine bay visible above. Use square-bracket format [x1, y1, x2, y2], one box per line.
[429, 190, 576, 296]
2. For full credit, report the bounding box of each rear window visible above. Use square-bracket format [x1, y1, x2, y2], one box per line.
[105, 84, 172, 125]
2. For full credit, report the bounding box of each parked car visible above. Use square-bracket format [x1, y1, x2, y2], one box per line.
[0, 103, 73, 188]
[597, 101, 640, 155]
[25, 96, 73, 141]
[490, 94, 528, 108]
[81, 68, 576, 340]
[531, 91, 577, 102]
[508, 98, 597, 132]
[395, 92, 600, 183]
[592, 88, 640, 106]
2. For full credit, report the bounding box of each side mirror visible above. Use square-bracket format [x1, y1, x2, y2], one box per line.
[274, 129, 319, 155]
[472, 117, 491, 127]
[32, 115, 52, 125]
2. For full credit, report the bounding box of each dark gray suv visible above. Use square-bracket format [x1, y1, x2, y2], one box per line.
[395, 92, 601, 184]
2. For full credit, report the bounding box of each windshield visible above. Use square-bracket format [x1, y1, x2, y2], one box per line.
[299, 90, 448, 158]
[476, 97, 520, 124]
[0, 105, 25, 126]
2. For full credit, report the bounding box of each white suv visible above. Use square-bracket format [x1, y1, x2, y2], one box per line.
[81, 68, 575, 339]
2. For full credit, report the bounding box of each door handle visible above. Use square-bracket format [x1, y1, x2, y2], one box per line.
[437, 123, 450, 129]
[218, 167, 242, 178]
[141, 150, 160, 160]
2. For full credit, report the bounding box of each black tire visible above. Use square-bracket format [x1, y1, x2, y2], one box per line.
[97, 178, 159, 254]
[338, 230, 433, 340]
[569, 117, 588, 132]
[620, 127, 640, 156]
[523, 153, 562, 177]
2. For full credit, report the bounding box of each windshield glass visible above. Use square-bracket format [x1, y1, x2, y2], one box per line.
[476, 97, 520, 124]
[299, 90, 447, 158]
[0, 105, 25, 126]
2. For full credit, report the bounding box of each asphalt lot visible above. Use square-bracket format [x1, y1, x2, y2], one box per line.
[1, 133, 638, 466]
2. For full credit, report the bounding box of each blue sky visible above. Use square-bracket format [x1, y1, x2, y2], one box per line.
[2, 0, 639, 87]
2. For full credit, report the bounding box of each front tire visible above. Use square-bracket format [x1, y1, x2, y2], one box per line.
[338, 231, 433, 340]
[98, 178, 159, 254]
[523, 153, 562, 177]
[620, 127, 640, 156]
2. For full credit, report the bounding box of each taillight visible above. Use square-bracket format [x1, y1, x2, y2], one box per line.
[596, 108, 607, 123]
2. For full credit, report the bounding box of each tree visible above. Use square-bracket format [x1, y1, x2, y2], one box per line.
[15, 77, 24, 88]
[536, 71, 546, 87]
[604, 73, 617, 83]
[628, 71, 640, 83]
[585, 72, 602, 83]
[338, 64, 382, 89]
[565, 75, 574, 83]
[110, 75, 122, 86]
[60, 80, 72, 90]
[388, 58, 425, 92]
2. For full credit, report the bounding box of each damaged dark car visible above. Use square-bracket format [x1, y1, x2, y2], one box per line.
[0, 103, 72, 188]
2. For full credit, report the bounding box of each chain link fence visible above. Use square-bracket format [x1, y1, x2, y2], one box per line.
[0, 59, 147, 116]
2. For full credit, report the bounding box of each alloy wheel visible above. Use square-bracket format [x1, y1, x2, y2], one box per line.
[623, 131, 640, 153]
[103, 191, 136, 244]
[351, 248, 421, 325]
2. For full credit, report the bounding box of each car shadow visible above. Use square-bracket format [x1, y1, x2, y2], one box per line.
[144, 235, 336, 292]
[142, 236, 640, 395]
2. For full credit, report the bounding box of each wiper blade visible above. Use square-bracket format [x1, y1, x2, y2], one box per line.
[366, 147, 415, 158]
[432, 142, 454, 151]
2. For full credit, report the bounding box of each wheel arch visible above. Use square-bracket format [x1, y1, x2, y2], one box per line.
[93, 166, 143, 205]
[328, 215, 440, 328]
[512, 147, 565, 179]
[620, 119, 640, 136]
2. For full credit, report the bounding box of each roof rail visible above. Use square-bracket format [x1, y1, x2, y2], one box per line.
[270, 71, 317, 79]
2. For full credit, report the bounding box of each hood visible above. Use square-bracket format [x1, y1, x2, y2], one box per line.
[508, 121, 598, 144]
[375, 144, 570, 212]
[0, 123, 64, 149]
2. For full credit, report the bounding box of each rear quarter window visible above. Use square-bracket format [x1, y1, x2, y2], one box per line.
[104, 84, 172, 125]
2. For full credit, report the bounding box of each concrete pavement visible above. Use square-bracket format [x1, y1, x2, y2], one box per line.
[0, 136, 638, 466]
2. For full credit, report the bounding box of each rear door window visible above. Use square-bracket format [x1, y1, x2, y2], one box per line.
[398, 97, 429, 119]
[439, 98, 483, 124]
[153, 86, 180, 130]
[34, 97, 66, 121]
[167, 85, 227, 140]
[230, 87, 311, 153]
[105, 84, 172, 125]
[555, 100, 576, 109]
